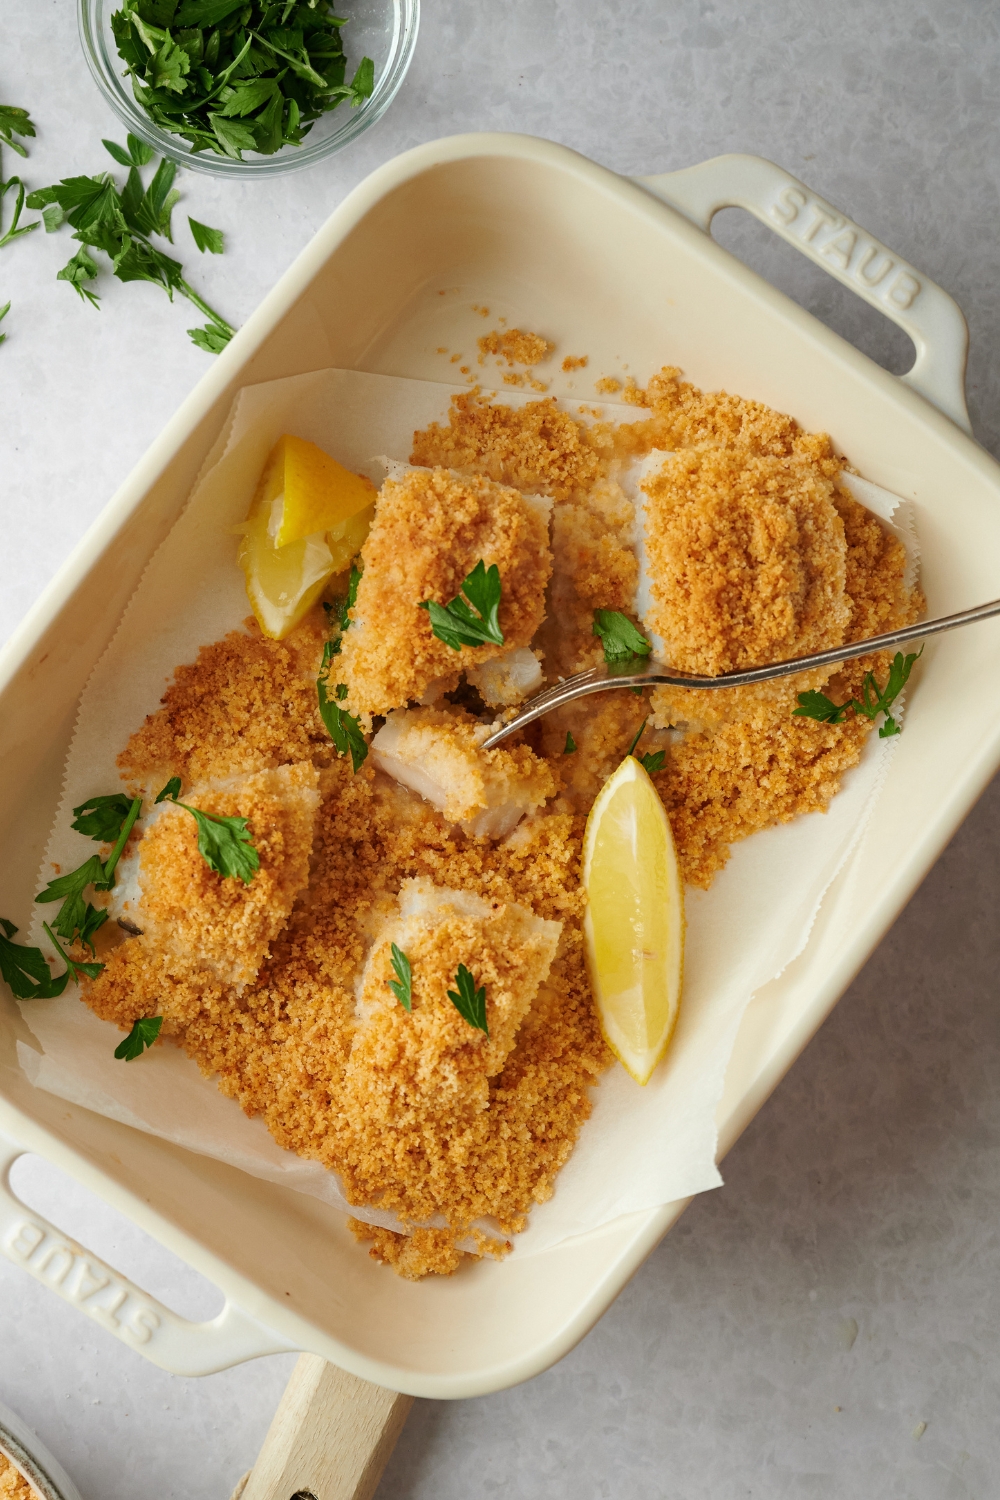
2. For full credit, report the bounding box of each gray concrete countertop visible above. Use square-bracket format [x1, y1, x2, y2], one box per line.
[2, 2, 999, 1496]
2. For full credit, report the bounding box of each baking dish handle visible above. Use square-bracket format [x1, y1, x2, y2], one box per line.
[0, 1136, 298, 1375]
[635, 153, 971, 434]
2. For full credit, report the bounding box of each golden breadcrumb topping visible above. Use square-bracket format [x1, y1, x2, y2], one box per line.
[0, 1455, 37, 1500]
[337, 467, 552, 716]
[595, 376, 622, 394]
[119, 619, 332, 790]
[562, 355, 589, 372]
[478, 328, 553, 367]
[76, 357, 922, 1278]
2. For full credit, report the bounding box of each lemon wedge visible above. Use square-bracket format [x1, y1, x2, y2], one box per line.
[238, 435, 376, 639]
[582, 755, 684, 1084]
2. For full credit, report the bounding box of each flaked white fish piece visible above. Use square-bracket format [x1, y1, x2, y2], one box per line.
[370, 707, 555, 839]
[467, 645, 543, 707]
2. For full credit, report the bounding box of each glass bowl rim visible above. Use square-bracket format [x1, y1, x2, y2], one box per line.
[77, 0, 420, 178]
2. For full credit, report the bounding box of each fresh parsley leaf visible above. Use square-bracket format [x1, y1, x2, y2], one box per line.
[114, 1014, 163, 1061]
[346, 55, 374, 104]
[792, 690, 848, 725]
[592, 610, 652, 665]
[335, 682, 348, 701]
[387, 943, 412, 1012]
[0, 105, 36, 158]
[0, 300, 9, 346]
[103, 138, 138, 167]
[794, 649, 922, 738]
[640, 750, 666, 774]
[35, 854, 108, 942]
[96, 795, 143, 885]
[0, 918, 69, 1000]
[56, 246, 101, 306]
[188, 321, 232, 352]
[420, 560, 505, 652]
[0, 177, 40, 250]
[175, 0, 247, 24]
[32, 153, 235, 352]
[42, 924, 104, 983]
[71, 793, 135, 842]
[317, 641, 368, 772]
[77, 904, 111, 956]
[188, 215, 224, 253]
[210, 113, 257, 159]
[155, 780, 260, 883]
[564, 732, 576, 754]
[447, 963, 489, 1036]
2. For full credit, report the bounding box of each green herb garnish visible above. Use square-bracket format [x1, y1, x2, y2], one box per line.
[316, 641, 368, 772]
[447, 964, 489, 1036]
[188, 215, 224, 253]
[114, 1014, 163, 1061]
[71, 793, 136, 843]
[155, 779, 260, 882]
[0, 104, 40, 254]
[0, 919, 69, 1000]
[35, 854, 110, 945]
[107, 1, 375, 162]
[793, 649, 922, 739]
[564, 731, 576, 754]
[593, 610, 652, 665]
[387, 943, 412, 1012]
[420, 560, 505, 652]
[625, 716, 666, 775]
[42, 924, 104, 985]
[27, 146, 234, 353]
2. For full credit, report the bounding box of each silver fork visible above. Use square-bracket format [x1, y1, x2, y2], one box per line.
[481, 596, 1000, 749]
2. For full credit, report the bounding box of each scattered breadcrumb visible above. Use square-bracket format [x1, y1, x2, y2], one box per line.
[0, 1453, 38, 1500]
[435, 345, 447, 354]
[595, 376, 622, 394]
[562, 355, 588, 372]
[477, 329, 553, 367]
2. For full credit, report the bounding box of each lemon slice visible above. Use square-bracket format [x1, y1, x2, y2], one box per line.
[582, 755, 684, 1084]
[237, 435, 376, 639]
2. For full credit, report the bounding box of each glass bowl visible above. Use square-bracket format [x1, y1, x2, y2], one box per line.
[78, 0, 419, 178]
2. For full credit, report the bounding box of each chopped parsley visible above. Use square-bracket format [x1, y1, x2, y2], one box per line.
[420, 560, 505, 652]
[592, 610, 652, 665]
[155, 779, 260, 882]
[35, 854, 110, 946]
[107, 1, 375, 162]
[793, 649, 922, 739]
[188, 215, 224, 253]
[448, 964, 489, 1036]
[563, 731, 576, 754]
[42, 924, 104, 985]
[114, 1014, 163, 1061]
[34, 793, 142, 951]
[0, 919, 69, 1000]
[317, 640, 368, 772]
[0, 105, 40, 257]
[71, 793, 136, 843]
[387, 943, 412, 1012]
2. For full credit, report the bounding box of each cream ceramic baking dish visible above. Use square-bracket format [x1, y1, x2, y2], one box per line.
[2, 134, 998, 1400]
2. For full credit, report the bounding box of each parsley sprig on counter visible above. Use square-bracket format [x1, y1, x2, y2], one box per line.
[155, 777, 260, 882]
[794, 648, 922, 739]
[0, 103, 40, 250]
[27, 136, 235, 352]
[421, 560, 505, 652]
[109, 0, 375, 162]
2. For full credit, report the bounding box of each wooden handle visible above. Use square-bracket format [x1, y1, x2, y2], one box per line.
[231, 1355, 413, 1500]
